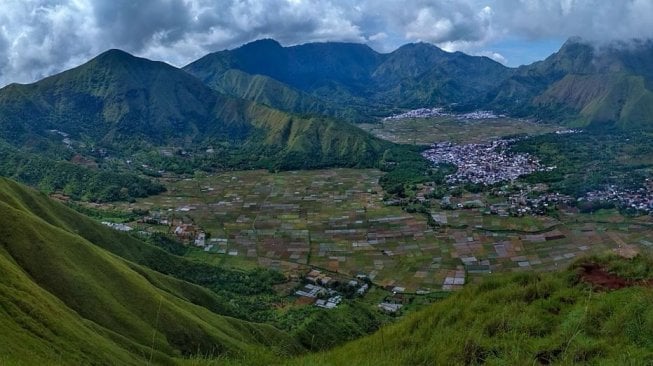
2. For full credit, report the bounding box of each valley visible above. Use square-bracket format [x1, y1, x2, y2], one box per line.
[69, 113, 648, 323]
[1, 27, 653, 364]
[359, 114, 561, 145]
[91, 166, 653, 292]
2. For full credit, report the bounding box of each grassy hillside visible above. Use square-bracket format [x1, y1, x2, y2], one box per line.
[291, 255, 653, 365]
[534, 73, 653, 129]
[0, 49, 393, 199]
[0, 178, 303, 364]
[3, 175, 653, 365]
[243, 105, 391, 170]
[487, 38, 653, 130]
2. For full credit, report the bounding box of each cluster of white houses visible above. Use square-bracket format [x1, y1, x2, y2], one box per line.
[582, 184, 653, 214]
[422, 140, 554, 186]
[383, 108, 503, 121]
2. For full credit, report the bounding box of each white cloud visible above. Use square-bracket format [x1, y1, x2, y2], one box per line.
[475, 50, 508, 65]
[0, 0, 651, 86]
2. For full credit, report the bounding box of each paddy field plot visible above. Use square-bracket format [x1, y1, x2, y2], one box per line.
[359, 117, 560, 145]
[106, 169, 653, 292]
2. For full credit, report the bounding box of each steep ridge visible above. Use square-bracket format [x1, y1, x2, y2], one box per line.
[0, 178, 302, 364]
[184, 39, 511, 121]
[487, 38, 653, 128]
[0, 49, 389, 174]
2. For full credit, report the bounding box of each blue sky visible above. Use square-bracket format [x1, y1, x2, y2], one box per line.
[0, 1, 651, 86]
[491, 37, 567, 67]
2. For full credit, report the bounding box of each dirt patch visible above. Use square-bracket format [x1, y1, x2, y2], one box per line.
[295, 296, 317, 305]
[612, 244, 640, 259]
[579, 263, 631, 290]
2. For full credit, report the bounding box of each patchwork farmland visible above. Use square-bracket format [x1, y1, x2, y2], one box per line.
[100, 168, 653, 293]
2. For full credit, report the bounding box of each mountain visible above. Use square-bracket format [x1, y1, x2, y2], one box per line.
[487, 38, 653, 129]
[0, 49, 246, 146]
[183, 39, 511, 121]
[373, 43, 512, 109]
[186, 38, 653, 130]
[0, 49, 390, 176]
[0, 177, 302, 364]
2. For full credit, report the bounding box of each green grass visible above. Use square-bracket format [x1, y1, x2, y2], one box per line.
[0, 177, 303, 364]
[288, 254, 653, 365]
[4, 175, 653, 365]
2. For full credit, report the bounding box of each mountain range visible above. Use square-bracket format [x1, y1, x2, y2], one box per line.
[183, 39, 512, 121]
[185, 37, 653, 129]
[0, 37, 651, 203]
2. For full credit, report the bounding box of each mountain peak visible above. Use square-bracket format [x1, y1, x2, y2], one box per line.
[397, 42, 445, 52]
[238, 38, 283, 51]
[93, 48, 138, 63]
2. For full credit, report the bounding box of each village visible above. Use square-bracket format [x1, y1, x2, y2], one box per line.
[422, 139, 555, 185]
[582, 182, 653, 215]
[383, 107, 504, 121]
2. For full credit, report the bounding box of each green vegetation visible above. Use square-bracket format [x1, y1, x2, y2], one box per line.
[0, 142, 165, 202]
[512, 130, 653, 196]
[379, 145, 455, 199]
[0, 177, 302, 365]
[277, 302, 387, 351]
[184, 39, 510, 122]
[292, 255, 653, 365]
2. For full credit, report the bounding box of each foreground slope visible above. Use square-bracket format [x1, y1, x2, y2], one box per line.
[291, 255, 653, 365]
[0, 178, 302, 365]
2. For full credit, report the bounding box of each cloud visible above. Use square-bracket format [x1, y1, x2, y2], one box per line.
[0, 0, 651, 86]
[492, 0, 653, 44]
[475, 51, 508, 65]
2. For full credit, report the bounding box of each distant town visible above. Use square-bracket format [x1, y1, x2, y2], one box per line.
[422, 139, 555, 185]
[383, 107, 504, 121]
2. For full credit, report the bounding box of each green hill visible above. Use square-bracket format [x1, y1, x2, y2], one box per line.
[0, 49, 391, 197]
[487, 38, 653, 129]
[0, 177, 303, 365]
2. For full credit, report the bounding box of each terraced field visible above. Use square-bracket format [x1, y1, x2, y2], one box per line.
[359, 116, 561, 144]
[100, 169, 653, 293]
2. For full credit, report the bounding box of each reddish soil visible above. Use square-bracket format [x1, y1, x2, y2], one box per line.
[295, 296, 316, 305]
[579, 263, 653, 290]
[579, 263, 630, 290]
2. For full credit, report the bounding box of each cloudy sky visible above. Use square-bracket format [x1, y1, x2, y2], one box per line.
[1, 0, 652, 87]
